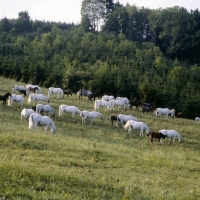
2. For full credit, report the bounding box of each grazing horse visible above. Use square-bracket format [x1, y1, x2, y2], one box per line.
[155, 108, 175, 119]
[142, 106, 153, 115]
[147, 132, 166, 144]
[159, 129, 183, 144]
[80, 110, 103, 124]
[195, 117, 200, 121]
[94, 100, 113, 112]
[13, 85, 30, 95]
[18, 90, 28, 97]
[21, 108, 35, 121]
[64, 91, 72, 96]
[109, 99, 126, 111]
[176, 112, 182, 118]
[26, 84, 42, 94]
[129, 100, 142, 111]
[87, 93, 100, 101]
[123, 120, 150, 136]
[59, 104, 81, 118]
[29, 113, 56, 134]
[0, 92, 12, 105]
[8, 94, 24, 108]
[48, 87, 64, 99]
[28, 94, 49, 104]
[116, 97, 131, 107]
[36, 104, 55, 117]
[77, 89, 92, 100]
[111, 114, 139, 125]
[101, 95, 115, 101]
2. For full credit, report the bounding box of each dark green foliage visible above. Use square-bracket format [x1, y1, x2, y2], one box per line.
[1, 7, 200, 119]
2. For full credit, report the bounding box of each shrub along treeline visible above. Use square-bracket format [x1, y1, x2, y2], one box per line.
[0, 5, 200, 119]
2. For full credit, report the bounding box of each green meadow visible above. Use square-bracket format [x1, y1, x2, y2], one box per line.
[0, 77, 199, 200]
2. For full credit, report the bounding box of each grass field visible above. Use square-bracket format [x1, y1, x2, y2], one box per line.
[0, 77, 200, 200]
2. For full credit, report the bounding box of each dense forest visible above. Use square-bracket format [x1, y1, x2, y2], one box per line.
[0, 0, 200, 119]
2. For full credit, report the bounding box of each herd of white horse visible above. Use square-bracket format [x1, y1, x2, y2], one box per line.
[6, 84, 188, 144]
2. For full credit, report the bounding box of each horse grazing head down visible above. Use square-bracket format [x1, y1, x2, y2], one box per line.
[147, 132, 166, 144]
[111, 115, 117, 124]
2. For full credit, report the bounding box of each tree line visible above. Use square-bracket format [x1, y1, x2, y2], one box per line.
[0, 1, 200, 119]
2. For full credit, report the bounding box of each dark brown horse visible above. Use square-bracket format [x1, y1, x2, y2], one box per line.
[18, 90, 27, 97]
[87, 93, 100, 101]
[0, 92, 12, 105]
[147, 132, 166, 144]
[27, 86, 38, 93]
[176, 112, 182, 118]
[111, 115, 118, 124]
[64, 91, 72, 96]
[129, 100, 142, 111]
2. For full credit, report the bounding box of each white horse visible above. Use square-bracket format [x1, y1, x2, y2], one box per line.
[36, 104, 55, 117]
[109, 99, 126, 111]
[80, 110, 103, 124]
[48, 87, 64, 99]
[159, 129, 183, 144]
[26, 84, 42, 94]
[124, 120, 150, 136]
[21, 108, 35, 121]
[195, 117, 200, 121]
[116, 114, 139, 125]
[155, 108, 175, 119]
[59, 104, 81, 118]
[8, 94, 24, 108]
[116, 97, 131, 107]
[101, 95, 115, 101]
[94, 100, 113, 112]
[28, 94, 49, 104]
[29, 113, 56, 133]
[13, 85, 30, 95]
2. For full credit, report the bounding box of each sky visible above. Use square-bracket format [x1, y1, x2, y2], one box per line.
[0, 0, 200, 24]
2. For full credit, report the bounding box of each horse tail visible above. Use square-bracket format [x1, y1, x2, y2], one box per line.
[48, 88, 50, 97]
[29, 114, 34, 129]
[59, 105, 62, 116]
[94, 100, 97, 111]
[123, 121, 130, 130]
[50, 119, 56, 134]
[36, 105, 40, 114]
[80, 111, 85, 118]
[62, 90, 64, 98]
[28, 94, 32, 103]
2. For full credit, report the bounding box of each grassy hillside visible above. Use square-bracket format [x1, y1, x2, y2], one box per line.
[0, 77, 199, 199]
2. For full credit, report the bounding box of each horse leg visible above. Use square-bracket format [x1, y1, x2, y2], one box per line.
[44, 125, 49, 131]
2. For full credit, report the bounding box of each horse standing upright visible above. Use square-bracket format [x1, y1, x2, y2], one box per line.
[94, 100, 113, 112]
[48, 87, 64, 99]
[80, 110, 103, 124]
[8, 94, 24, 108]
[0, 92, 12, 105]
[26, 84, 42, 94]
[59, 104, 81, 118]
[13, 85, 30, 96]
[155, 108, 175, 119]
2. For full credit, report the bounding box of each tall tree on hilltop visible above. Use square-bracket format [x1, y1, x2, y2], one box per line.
[81, 0, 105, 31]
